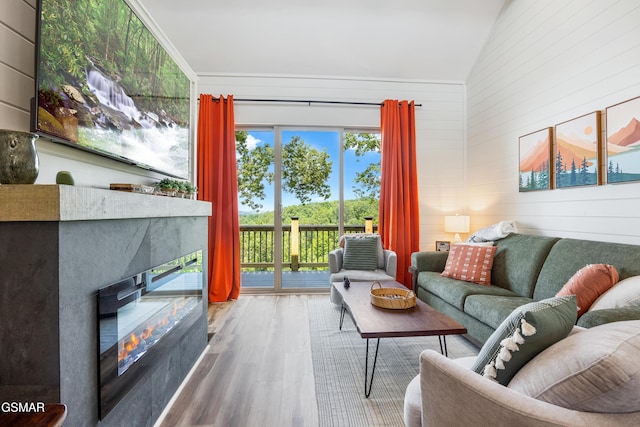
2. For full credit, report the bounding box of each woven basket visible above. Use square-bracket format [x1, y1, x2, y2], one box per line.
[370, 281, 416, 309]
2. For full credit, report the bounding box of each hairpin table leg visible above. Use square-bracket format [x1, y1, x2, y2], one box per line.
[438, 335, 448, 356]
[339, 304, 347, 330]
[364, 338, 380, 398]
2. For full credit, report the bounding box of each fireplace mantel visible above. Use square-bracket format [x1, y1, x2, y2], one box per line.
[0, 184, 210, 222]
[0, 185, 211, 427]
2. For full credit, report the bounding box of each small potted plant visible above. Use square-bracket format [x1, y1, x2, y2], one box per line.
[184, 182, 198, 199]
[176, 180, 188, 198]
[156, 178, 178, 197]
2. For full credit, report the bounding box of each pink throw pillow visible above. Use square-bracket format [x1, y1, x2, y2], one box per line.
[556, 264, 619, 317]
[441, 244, 497, 285]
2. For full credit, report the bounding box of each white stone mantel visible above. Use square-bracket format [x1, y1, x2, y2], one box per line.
[0, 185, 212, 222]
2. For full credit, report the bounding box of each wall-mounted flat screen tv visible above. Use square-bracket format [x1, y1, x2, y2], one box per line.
[32, 0, 191, 179]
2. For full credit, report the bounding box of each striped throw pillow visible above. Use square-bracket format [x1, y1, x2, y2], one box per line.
[342, 237, 379, 271]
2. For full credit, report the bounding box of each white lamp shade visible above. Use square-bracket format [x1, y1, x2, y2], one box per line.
[444, 215, 470, 233]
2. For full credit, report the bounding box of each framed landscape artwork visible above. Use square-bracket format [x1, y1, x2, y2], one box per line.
[554, 111, 601, 188]
[519, 128, 552, 192]
[606, 96, 640, 184]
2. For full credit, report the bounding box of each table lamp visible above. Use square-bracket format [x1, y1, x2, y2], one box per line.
[444, 215, 470, 243]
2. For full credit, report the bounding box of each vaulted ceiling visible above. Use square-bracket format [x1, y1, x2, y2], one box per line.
[138, 0, 506, 81]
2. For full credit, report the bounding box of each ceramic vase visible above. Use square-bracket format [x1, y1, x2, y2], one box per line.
[0, 129, 40, 184]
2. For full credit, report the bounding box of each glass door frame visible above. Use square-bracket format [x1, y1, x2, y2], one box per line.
[237, 125, 378, 294]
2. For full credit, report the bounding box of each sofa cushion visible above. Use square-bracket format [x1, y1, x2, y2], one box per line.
[556, 264, 619, 317]
[508, 320, 640, 413]
[490, 234, 559, 299]
[464, 295, 534, 329]
[577, 306, 640, 328]
[534, 238, 640, 301]
[441, 244, 497, 285]
[417, 271, 519, 310]
[471, 295, 577, 386]
[342, 236, 378, 270]
[589, 275, 640, 311]
[330, 269, 394, 283]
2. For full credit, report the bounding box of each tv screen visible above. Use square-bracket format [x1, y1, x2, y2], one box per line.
[32, 0, 192, 179]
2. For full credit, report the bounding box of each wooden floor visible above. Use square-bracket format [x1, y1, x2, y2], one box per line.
[158, 295, 323, 427]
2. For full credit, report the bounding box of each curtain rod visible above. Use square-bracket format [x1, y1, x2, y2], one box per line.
[199, 96, 421, 107]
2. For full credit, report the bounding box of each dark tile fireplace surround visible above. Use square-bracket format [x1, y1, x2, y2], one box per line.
[0, 185, 211, 427]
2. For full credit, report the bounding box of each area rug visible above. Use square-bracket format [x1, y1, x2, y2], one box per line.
[308, 298, 478, 427]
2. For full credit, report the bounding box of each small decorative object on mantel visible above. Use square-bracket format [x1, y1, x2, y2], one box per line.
[370, 281, 416, 310]
[56, 171, 75, 185]
[154, 178, 197, 199]
[110, 183, 155, 194]
[0, 129, 39, 184]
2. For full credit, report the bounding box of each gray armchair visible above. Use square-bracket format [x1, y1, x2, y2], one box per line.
[328, 234, 397, 304]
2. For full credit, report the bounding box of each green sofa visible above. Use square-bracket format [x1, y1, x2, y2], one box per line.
[410, 233, 640, 344]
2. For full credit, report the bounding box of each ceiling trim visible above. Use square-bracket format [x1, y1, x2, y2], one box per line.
[196, 72, 465, 87]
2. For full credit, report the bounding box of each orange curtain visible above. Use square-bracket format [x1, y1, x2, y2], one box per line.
[197, 94, 241, 302]
[379, 100, 420, 288]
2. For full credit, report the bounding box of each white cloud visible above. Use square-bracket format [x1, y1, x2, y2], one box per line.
[246, 134, 261, 150]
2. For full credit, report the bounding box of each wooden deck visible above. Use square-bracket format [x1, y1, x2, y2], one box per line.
[241, 270, 330, 289]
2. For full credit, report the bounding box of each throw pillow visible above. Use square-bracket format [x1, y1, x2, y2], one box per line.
[440, 244, 497, 285]
[556, 264, 619, 317]
[342, 236, 379, 271]
[471, 295, 577, 386]
[589, 275, 640, 311]
[339, 233, 384, 268]
[508, 320, 640, 413]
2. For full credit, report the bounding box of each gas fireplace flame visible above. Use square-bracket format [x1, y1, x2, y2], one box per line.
[117, 298, 195, 369]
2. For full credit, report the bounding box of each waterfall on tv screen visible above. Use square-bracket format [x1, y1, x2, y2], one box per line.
[79, 66, 189, 178]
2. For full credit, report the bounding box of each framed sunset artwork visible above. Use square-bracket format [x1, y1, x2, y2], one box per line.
[606, 96, 640, 184]
[554, 111, 601, 188]
[519, 128, 552, 192]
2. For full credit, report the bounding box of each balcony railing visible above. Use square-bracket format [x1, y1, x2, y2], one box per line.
[240, 222, 377, 271]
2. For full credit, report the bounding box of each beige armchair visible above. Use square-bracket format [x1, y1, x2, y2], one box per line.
[405, 320, 640, 427]
[328, 234, 397, 304]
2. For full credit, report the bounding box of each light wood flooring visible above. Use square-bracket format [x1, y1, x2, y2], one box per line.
[158, 295, 324, 427]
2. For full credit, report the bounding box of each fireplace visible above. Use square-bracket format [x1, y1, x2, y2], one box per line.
[97, 251, 203, 419]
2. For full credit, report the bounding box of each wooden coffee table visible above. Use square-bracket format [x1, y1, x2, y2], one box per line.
[332, 280, 467, 397]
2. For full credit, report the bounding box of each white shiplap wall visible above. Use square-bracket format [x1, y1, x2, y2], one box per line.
[466, 0, 640, 244]
[198, 74, 467, 249]
[0, 0, 197, 187]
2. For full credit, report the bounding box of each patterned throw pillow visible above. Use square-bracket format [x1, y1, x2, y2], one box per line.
[471, 295, 577, 386]
[342, 237, 379, 270]
[556, 264, 619, 317]
[440, 244, 497, 285]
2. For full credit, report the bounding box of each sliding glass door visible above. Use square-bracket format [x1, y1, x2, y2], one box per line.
[280, 129, 340, 289]
[237, 127, 380, 292]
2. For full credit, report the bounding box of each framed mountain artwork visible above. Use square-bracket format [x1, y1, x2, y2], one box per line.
[519, 128, 552, 192]
[554, 111, 601, 188]
[606, 96, 640, 184]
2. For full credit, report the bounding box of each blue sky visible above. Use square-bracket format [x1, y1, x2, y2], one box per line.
[239, 129, 380, 212]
